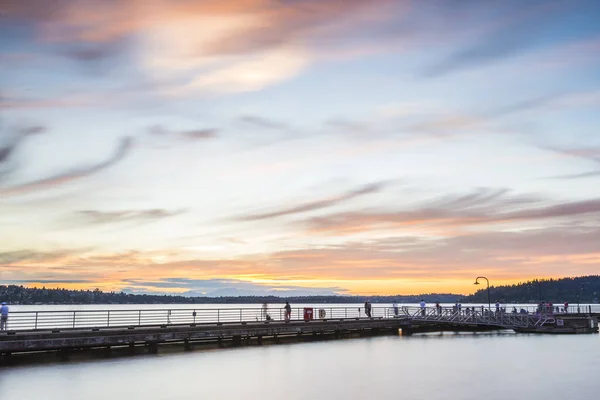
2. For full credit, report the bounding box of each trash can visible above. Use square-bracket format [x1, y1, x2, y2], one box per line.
[318, 309, 326, 319]
[303, 307, 314, 321]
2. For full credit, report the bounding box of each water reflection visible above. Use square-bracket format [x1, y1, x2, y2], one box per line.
[1, 331, 598, 399]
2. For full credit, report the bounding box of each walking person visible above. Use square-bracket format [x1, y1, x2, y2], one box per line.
[419, 299, 426, 316]
[284, 301, 292, 321]
[364, 301, 372, 318]
[0, 302, 8, 331]
[392, 300, 399, 317]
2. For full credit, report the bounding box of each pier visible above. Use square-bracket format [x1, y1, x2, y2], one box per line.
[1, 305, 598, 361]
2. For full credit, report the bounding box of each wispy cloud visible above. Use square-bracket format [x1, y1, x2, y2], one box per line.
[78, 208, 186, 225]
[306, 190, 600, 235]
[148, 125, 219, 141]
[238, 115, 289, 131]
[238, 182, 388, 221]
[421, 0, 594, 76]
[0, 125, 47, 180]
[541, 145, 600, 180]
[0, 136, 133, 196]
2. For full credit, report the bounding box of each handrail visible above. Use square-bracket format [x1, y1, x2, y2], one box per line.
[0, 306, 394, 332]
[1, 304, 597, 333]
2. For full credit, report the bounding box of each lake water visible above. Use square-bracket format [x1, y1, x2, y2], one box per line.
[1, 304, 599, 399]
[1, 331, 599, 399]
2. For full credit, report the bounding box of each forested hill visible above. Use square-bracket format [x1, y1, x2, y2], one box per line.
[462, 276, 600, 303]
[0, 285, 459, 305]
[2, 276, 598, 305]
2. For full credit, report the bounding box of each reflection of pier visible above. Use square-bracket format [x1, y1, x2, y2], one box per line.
[0, 306, 598, 361]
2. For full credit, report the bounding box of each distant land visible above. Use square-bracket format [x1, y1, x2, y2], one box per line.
[464, 275, 599, 304]
[0, 275, 598, 305]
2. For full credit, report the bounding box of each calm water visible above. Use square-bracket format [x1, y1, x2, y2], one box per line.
[1, 304, 599, 399]
[1, 331, 599, 399]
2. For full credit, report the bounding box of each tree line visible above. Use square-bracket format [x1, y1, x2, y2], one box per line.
[0, 285, 458, 305]
[461, 275, 600, 304]
[1, 275, 598, 305]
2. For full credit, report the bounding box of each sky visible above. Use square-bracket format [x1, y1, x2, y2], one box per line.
[1, 0, 599, 297]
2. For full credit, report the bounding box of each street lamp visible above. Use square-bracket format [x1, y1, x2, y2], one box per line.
[533, 280, 542, 303]
[576, 283, 586, 314]
[474, 276, 491, 312]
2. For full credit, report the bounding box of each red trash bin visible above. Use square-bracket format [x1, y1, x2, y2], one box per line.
[303, 307, 314, 321]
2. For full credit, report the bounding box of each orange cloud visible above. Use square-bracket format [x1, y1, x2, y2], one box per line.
[5, 220, 600, 295]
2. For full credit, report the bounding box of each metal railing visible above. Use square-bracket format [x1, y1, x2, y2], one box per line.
[400, 306, 564, 329]
[0, 306, 395, 332]
[1, 304, 597, 333]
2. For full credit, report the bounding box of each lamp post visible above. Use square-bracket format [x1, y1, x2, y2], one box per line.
[576, 283, 585, 314]
[528, 280, 542, 303]
[474, 276, 491, 312]
[535, 280, 542, 303]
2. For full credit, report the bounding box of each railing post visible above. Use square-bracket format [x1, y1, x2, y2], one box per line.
[35, 311, 38, 330]
[107, 310, 111, 327]
[218, 309, 220, 323]
[138, 310, 142, 326]
[240, 308, 242, 323]
[73, 311, 76, 328]
[345, 308, 347, 319]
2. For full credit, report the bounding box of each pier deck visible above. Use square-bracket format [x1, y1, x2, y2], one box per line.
[1, 305, 598, 358]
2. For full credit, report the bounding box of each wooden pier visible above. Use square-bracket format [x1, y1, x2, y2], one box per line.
[1, 306, 598, 362]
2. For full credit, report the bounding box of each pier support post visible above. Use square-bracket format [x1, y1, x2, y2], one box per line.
[59, 348, 69, 361]
[184, 339, 191, 351]
[257, 335, 263, 345]
[232, 335, 242, 347]
[148, 343, 158, 354]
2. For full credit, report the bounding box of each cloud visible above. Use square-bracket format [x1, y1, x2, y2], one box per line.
[78, 208, 186, 225]
[541, 145, 600, 180]
[238, 115, 289, 130]
[181, 129, 219, 140]
[546, 171, 600, 180]
[0, 125, 45, 164]
[422, 0, 599, 76]
[305, 190, 600, 235]
[238, 182, 388, 221]
[0, 136, 133, 196]
[0, 125, 47, 180]
[61, 40, 127, 64]
[2, 279, 93, 285]
[5, 220, 600, 294]
[122, 277, 344, 297]
[148, 125, 219, 141]
[3, 0, 401, 94]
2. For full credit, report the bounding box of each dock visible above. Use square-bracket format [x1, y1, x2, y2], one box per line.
[1, 305, 598, 362]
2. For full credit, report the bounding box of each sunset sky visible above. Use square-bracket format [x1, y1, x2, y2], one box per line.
[1, 0, 599, 297]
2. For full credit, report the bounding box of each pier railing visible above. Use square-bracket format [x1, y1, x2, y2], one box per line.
[2, 306, 395, 332]
[398, 305, 597, 329]
[2, 304, 598, 332]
